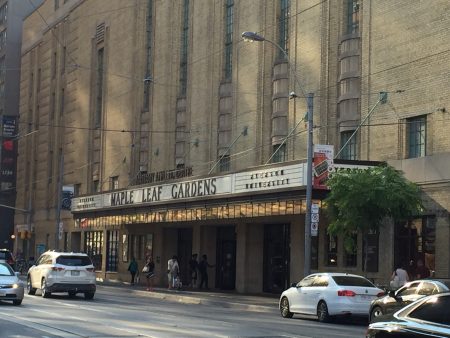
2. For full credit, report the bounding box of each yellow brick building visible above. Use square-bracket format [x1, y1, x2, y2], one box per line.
[15, 0, 450, 292]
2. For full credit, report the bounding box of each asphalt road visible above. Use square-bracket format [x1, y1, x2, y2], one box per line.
[0, 285, 367, 338]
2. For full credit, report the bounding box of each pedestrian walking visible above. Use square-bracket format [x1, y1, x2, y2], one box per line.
[127, 257, 138, 285]
[390, 263, 409, 289]
[143, 256, 156, 291]
[189, 253, 199, 288]
[198, 254, 214, 290]
[167, 255, 179, 289]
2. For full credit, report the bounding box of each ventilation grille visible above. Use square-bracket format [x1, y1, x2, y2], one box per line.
[95, 23, 105, 44]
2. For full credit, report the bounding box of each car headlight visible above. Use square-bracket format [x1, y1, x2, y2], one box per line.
[12, 283, 20, 289]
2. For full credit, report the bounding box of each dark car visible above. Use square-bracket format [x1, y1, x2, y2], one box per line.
[369, 279, 450, 322]
[366, 293, 450, 337]
[0, 249, 15, 269]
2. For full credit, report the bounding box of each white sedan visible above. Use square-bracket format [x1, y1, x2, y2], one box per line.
[279, 273, 384, 322]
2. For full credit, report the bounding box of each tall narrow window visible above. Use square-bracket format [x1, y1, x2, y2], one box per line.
[272, 144, 287, 163]
[179, 0, 189, 96]
[407, 116, 426, 158]
[110, 176, 119, 190]
[84, 231, 103, 271]
[223, 0, 233, 80]
[61, 46, 66, 74]
[95, 48, 104, 127]
[52, 51, 57, 79]
[0, 30, 6, 51]
[346, 0, 360, 34]
[60, 88, 65, 115]
[344, 233, 358, 267]
[219, 154, 230, 172]
[92, 180, 99, 193]
[106, 230, 119, 272]
[340, 131, 357, 160]
[143, 0, 153, 111]
[278, 0, 289, 59]
[0, 3, 7, 26]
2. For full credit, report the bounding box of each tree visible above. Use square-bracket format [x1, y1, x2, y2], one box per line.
[324, 165, 423, 271]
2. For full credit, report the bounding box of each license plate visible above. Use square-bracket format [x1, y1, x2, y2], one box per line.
[360, 295, 373, 300]
[71, 271, 80, 276]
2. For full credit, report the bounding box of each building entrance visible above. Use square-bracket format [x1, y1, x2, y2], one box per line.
[216, 226, 236, 290]
[263, 224, 290, 294]
[177, 228, 193, 286]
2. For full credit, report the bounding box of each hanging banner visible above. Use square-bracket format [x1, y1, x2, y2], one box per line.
[313, 144, 334, 189]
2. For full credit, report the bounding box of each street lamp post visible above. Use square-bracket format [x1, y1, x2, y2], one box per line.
[242, 31, 314, 277]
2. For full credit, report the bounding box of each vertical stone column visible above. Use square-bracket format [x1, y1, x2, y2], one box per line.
[291, 217, 304, 281]
[235, 222, 247, 293]
[435, 215, 450, 278]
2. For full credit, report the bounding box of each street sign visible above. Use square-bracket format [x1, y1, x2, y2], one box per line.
[311, 203, 319, 214]
[311, 222, 318, 236]
[311, 213, 319, 223]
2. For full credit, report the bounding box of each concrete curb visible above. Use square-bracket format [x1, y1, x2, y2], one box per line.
[98, 282, 277, 313]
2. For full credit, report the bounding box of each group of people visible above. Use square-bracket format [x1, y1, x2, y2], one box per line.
[188, 253, 214, 289]
[127, 256, 155, 291]
[390, 258, 431, 289]
[127, 253, 214, 291]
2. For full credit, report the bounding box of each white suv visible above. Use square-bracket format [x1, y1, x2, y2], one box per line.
[27, 251, 96, 299]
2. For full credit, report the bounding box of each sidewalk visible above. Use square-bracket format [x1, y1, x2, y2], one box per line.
[97, 279, 279, 313]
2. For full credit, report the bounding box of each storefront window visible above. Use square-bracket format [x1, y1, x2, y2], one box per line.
[395, 216, 435, 275]
[106, 230, 119, 272]
[84, 231, 103, 271]
[325, 235, 338, 266]
[146, 234, 153, 258]
[345, 233, 358, 267]
[129, 234, 146, 260]
[363, 230, 379, 272]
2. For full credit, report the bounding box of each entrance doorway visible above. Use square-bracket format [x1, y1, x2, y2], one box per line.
[216, 226, 236, 290]
[263, 224, 290, 294]
[177, 228, 193, 285]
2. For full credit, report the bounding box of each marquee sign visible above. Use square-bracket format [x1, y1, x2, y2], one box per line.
[72, 163, 307, 212]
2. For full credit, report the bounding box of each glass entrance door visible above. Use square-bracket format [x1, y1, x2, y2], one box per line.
[216, 227, 236, 290]
[263, 224, 290, 293]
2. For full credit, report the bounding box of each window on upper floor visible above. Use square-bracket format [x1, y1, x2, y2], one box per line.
[95, 48, 105, 127]
[340, 130, 357, 160]
[223, 0, 233, 80]
[346, 0, 360, 35]
[179, 0, 189, 96]
[0, 30, 6, 51]
[272, 143, 287, 163]
[92, 180, 99, 193]
[54, 0, 60, 10]
[278, 0, 290, 59]
[407, 115, 426, 158]
[110, 176, 119, 191]
[219, 154, 230, 172]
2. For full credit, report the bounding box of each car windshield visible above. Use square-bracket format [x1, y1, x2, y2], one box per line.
[332, 276, 375, 287]
[0, 263, 14, 276]
[56, 256, 93, 266]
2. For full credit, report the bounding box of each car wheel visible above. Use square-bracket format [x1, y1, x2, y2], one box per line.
[370, 306, 383, 322]
[280, 297, 294, 318]
[27, 276, 36, 295]
[68, 291, 76, 298]
[41, 278, 51, 298]
[84, 291, 95, 300]
[317, 301, 331, 323]
[13, 299, 22, 306]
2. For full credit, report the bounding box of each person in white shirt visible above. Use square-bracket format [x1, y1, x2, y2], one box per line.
[390, 263, 409, 289]
[167, 255, 179, 289]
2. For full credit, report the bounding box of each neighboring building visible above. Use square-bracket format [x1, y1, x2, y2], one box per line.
[0, 0, 44, 251]
[16, 0, 450, 292]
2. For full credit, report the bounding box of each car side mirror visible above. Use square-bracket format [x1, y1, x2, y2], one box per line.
[291, 282, 298, 288]
[15, 272, 20, 277]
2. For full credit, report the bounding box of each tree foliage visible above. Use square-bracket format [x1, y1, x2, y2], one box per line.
[324, 165, 423, 253]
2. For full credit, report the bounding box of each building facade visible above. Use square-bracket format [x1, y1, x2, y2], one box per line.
[0, 0, 44, 251]
[15, 0, 450, 292]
